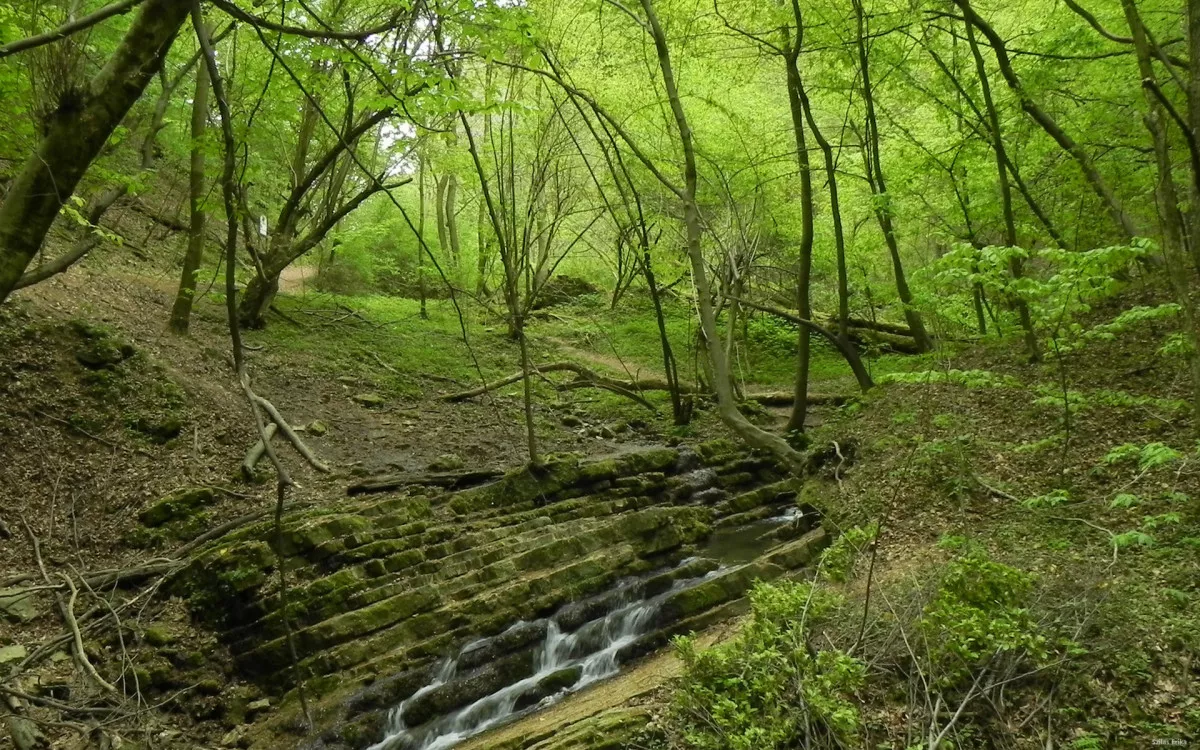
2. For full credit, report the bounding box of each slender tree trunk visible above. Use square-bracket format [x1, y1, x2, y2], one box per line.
[418, 158, 429, 319]
[445, 173, 461, 267]
[518, 323, 540, 466]
[852, 0, 934, 352]
[435, 174, 450, 262]
[638, 0, 805, 471]
[1187, 0, 1200, 271]
[476, 195, 491, 296]
[642, 242, 687, 424]
[796, 72, 852, 346]
[783, 47, 815, 432]
[1123, 0, 1200, 427]
[965, 21, 1040, 361]
[0, 0, 190, 304]
[168, 49, 211, 334]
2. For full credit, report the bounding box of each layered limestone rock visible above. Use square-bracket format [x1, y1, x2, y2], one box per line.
[170, 441, 831, 749]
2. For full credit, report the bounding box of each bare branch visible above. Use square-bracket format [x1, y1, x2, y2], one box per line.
[0, 0, 145, 58]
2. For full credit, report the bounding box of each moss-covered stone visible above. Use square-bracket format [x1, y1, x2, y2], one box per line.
[402, 650, 537, 727]
[142, 625, 175, 648]
[513, 665, 582, 712]
[760, 527, 829, 570]
[139, 487, 215, 527]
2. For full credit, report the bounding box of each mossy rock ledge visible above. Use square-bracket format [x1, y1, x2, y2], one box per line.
[170, 442, 833, 749]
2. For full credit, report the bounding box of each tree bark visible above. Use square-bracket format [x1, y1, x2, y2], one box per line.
[445, 173, 461, 266]
[1188, 0, 1200, 271]
[168, 45, 211, 334]
[795, 60, 851, 344]
[852, 0, 934, 353]
[418, 156, 429, 319]
[965, 21, 1040, 361]
[638, 0, 806, 471]
[1123, 0, 1200, 429]
[782, 27, 815, 434]
[0, 0, 190, 304]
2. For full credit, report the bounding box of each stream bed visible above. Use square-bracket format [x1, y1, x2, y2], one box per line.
[368, 506, 810, 750]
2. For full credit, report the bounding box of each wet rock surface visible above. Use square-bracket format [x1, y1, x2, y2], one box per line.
[175, 441, 832, 749]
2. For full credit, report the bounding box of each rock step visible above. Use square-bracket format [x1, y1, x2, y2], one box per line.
[226, 506, 683, 653]
[236, 505, 712, 676]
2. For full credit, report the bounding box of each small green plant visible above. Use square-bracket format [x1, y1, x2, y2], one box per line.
[913, 435, 977, 500]
[879, 368, 1017, 388]
[1101, 441, 1183, 471]
[666, 582, 864, 750]
[819, 523, 879, 582]
[1110, 493, 1140, 509]
[1113, 530, 1154, 549]
[1023, 489, 1069, 509]
[920, 552, 1048, 685]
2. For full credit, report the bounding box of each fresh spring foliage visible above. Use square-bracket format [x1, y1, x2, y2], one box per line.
[667, 582, 864, 750]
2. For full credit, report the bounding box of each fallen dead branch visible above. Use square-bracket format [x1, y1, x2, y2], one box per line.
[252, 395, 330, 474]
[347, 467, 505, 496]
[744, 392, 851, 407]
[241, 422, 279, 479]
[58, 573, 117, 695]
[442, 361, 697, 405]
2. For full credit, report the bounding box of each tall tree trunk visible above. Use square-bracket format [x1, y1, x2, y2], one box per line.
[638, 0, 805, 471]
[796, 68, 853, 348]
[476, 194, 491, 296]
[0, 0, 190, 304]
[954, 0, 1137, 240]
[1187, 0, 1200, 271]
[445, 173, 461, 267]
[418, 157, 429, 320]
[642, 241, 688, 424]
[965, 21, 1040, 361]
[168, 49, 211, 334]
[518, 324, 539, 466]
[851, 0, 934, 352]
[783, 45, 815, 433]
[435, 174, 450, 262]
[1123, 0, 1200, 427]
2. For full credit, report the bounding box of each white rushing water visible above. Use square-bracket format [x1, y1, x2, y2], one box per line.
[367, 506, 806, 750]
[368, 566, 724, 750]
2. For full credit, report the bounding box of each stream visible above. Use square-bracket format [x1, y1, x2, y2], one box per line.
[368, 506, 807, 750]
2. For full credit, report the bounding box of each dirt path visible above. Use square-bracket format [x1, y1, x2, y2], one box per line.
[545, 336, 665, 380]
[278, 264, 317, 294]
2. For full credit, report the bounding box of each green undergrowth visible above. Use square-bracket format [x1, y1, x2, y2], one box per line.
[653, 279, 1198, 748]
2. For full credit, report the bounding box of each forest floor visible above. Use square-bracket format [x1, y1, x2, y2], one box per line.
[1, 243, 1198, 749]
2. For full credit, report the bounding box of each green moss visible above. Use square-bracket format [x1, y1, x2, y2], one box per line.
[142, 625, 175, 648]
[139, 488, 216, 527]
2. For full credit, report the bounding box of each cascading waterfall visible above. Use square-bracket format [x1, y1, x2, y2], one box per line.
[368, 505, 808, 750]
[368, 566, 724, 750]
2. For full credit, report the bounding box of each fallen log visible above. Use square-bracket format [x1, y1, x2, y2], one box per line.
[820, 313, 914, 338]
[845, 328, 922, 355]
[442, 362, 698, 404]
[348, 468, 505, 496]
[744, 392, 852, 407]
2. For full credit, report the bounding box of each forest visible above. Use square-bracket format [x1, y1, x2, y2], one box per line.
[0, 0, 1198, 747]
